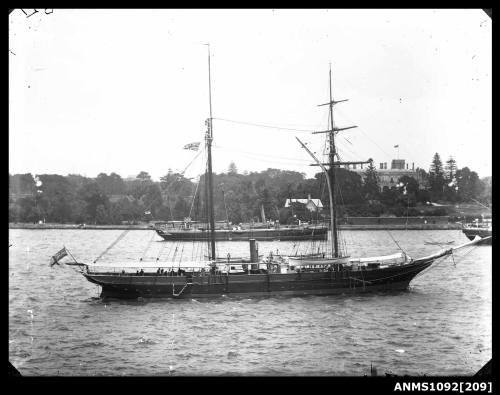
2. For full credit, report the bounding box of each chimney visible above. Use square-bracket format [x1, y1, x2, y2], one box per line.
[406, 163, 408, 169]
[250, 239, 259, 264]
[308, 194, 311, 201]
[412, 162, 414, 170]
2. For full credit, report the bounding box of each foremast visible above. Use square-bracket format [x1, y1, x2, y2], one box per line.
[205, 44, 216, 264]
[308, 64, 371, 258]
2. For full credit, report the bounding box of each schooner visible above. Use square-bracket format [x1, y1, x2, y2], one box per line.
[52, 55, 489, 299]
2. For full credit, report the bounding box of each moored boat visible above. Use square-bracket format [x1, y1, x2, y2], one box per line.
[154, 222, 328, 241]
[462, 218, 492, 244]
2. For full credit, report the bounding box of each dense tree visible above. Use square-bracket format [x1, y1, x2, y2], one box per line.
[7, 160, 491, 224]
[430, 153, 444, 175]
[429, 153, 446, 200]
[96, 172, 126, 195]
[396, 175, 419, 207]
[67, 174, 91, 192]
[95, 204, 110, 225]
[228, 161, 238, 174]
[380, 186, 398, 207]
[362, 161, 380, 201]
[479, 176, 492, 205]
[9, 196, 38, 223]
[79, 182, 109, 224]
[36, 175, 75, 222]
[330, 168, 364, 205]
[456, 167, 484, 202]
[141, 184, 164, 218]
[445, 156, 457, 181]
[9, 173, 36, 196]
[136, 171, 152, 181]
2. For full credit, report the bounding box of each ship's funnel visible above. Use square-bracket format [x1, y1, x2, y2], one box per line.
[250, 239, 259, 267]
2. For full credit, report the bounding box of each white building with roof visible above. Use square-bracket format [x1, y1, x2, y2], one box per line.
[284, 194, 323, 211]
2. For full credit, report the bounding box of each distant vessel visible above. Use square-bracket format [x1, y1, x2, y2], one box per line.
[54, 56, 489, 299]
[153, 220, 328, 241]
[462, 218, 492, 245]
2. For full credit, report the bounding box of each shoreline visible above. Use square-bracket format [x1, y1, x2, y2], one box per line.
[9, 223, 463, 230]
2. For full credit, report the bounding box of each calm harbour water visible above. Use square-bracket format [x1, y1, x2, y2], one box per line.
[9, 229, 491, 376]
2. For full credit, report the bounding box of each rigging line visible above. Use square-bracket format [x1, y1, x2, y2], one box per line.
[413, 252, 460, 279]
[335, 180, 348, 255]
[139, 231, 156, 261]
[336, 139, 366, 162]
[180, 149, 204, 176]
[337, 152, 369, 203]
[213, 144, 312, 163]
[358, 128, 393, 160]
[93, 230, 130, 263]
[454, 245, 479, 262]
[156, 239, 168, 261]
[178, 243, 185, 264]
[213, 117, 319, 133]
[334, 106, 393, 158]
[386, 230, 406, 254]
[222, 187, 229, 224]
[336, 106, 423, 165]
[161, 149, 204, 209]
[188, 178, 201, 219]
[334, 173, 348, 257]
[470, 198, 491, 211]
[171, 245, 179, 262]
[215, 151, 313, 167]
[165, 240, 179, 261]
[191, 236, 196, 261]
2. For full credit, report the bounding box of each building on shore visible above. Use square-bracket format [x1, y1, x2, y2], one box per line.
[346, 159, 425, 191]
[284, 195, 323, 212]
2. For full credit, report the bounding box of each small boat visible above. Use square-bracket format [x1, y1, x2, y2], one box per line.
[424, 240, 455, 246]
[462, 218, 492, 245]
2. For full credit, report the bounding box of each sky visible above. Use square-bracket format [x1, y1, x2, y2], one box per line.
[9, 9, 492, 182]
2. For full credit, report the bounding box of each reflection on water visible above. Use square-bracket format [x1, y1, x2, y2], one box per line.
[9, 229, 491, 376]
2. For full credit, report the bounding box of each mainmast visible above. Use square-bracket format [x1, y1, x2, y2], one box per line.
[205, 44, 216, 262]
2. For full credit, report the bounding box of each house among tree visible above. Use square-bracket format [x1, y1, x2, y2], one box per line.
[348, 158, 425, 190]
[284, 194, 323, 212]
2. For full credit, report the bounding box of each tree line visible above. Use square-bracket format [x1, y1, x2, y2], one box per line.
[9, 154, 491, 225]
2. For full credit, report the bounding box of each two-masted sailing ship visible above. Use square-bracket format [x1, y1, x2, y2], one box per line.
[53, 51, 489, 299]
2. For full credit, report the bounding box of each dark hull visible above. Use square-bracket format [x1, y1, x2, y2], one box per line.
[155, 227, 328, 241]
[83, 259, 434, 299]
[462, 229, 492, 244]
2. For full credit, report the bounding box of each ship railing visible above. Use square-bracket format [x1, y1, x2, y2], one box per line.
[86, 264, 241, 277]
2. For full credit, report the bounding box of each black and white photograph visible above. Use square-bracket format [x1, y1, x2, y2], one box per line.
[9, 9, 491, 378]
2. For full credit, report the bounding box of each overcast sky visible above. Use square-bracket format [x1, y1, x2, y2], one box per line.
[9, 9, 491, 181]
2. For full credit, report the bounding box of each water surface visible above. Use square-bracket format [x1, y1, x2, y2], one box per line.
[8, 229, 491, 376]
